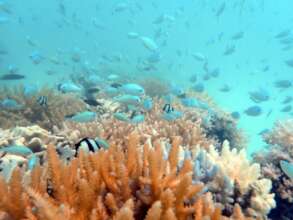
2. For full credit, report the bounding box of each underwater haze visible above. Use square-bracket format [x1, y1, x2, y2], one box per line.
[0, 0, 293, 219]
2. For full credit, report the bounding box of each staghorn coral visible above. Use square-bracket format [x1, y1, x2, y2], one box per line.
[0, 133, 254, 220]
[0, 86, 86, 130]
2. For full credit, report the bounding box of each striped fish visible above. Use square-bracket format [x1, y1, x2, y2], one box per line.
[37, 96, 48, 107]
[74, 138, 101, 156]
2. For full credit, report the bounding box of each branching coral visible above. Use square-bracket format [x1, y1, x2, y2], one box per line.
[0, 86, 86, 130]
[253, 119, 293, 220]
[191, 141, 276, 219]
[0, 133, 253, 220]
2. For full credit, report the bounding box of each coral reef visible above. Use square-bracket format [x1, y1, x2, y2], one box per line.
[191, 141, 275, 219]
[254, 119, 293, 220]
[0, 133, 253, 220]
[0, 86, 86, 130]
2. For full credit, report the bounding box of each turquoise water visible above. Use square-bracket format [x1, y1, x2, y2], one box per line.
[1, 0, 292, 155]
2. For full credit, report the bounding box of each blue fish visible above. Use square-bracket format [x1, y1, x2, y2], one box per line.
[29, 51, 43, 64]
[0, 98, 22, 109]
[280, 160, 293, 179]
[24, 85, 38, 97]
[57, 82, 82, 93]
[249, 88, 270, 103]
[147, 51, 161, 63]
[181, 98, 199, 108]
[113, 112, 130, 122]
[0, 145, 33, 156]
[114, 95, 141, 105]
[231, 111, 241, 120]
[143, 98, 153, 111]
[120, 83, 145, 96]
[104, 86, 119, 97]
[131, 114, 145, 124]
[170, 83, 185, 96]
[162, 110, 183, 121]
[244, 106, 262, 116]
[65, 111, 96, 123]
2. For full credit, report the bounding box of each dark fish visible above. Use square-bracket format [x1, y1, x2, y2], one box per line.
[244, 105, 262, 116]
[281, 105, 292, 113]
[216, 2, 226, 17]
[285, 59, 293, 68]
[37, 96, 48, 107]
[219, 84, 231, 92]
[162, 104, 174, 113]
[192, 83, 204, 93]
[110, 83, 122, 88]
[275, 29, 291, 39]
[83, 99, 102, 107]
[274, 80, 292, 89]
[282, 96, 292, 104]
[177, 93, 187, 99]
[258, 129, 269, 136]
[231, 111, 240, 120]
[223, 45, 235, 55]
[87, 87, 100, 94]
[231, 31, 244, 40]
[249, 89, 270, 103]
[75, 137, 101, 157]
[0, 73, 25, 80]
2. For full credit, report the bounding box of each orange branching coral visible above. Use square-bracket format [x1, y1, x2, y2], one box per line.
[0, 133, 253, 220]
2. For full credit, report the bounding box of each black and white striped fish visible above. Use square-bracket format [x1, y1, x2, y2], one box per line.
[74, 137, 101, 156]
[162, 104, 174, 113]
[37, 96, 48, 107]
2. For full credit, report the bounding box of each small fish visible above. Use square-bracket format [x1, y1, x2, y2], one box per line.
[219, 84, 231, 92]
[65, 111, 96, 123]
[0, 145, 33, 156]
[215, 2, 226, 18]
[0, 98, 22, 109]
[86, 87, 100, 94]
[57, 82, 82, 93]
[249, 88, 270, 103]
[29, 51, 43, 64]
[282, 96, 292, 104]
[162, 104, 174, 113]
[275, 29, 291, 39]
[147, 51, 161, 63]
[95, 138, 109, 149]
[281, 105, 292, 113]
[0, 73, 25, 80]
[231, 111, 240, 120]
[110, 83, 122, 88]
[24, 85, 38, 97]
[280, 160, 293, 179]
[107, 74, 120, 81]
[274, 80, 292, 89]
[131, 114, 145, 124]
[162, 110, 183, 121]
[114, 95, 141, 106]
[181, 98, 199, 108]
[223, 45, 235, 55]
[191, 53, 206, 62]
[75, 138, 101, 156]
[258, 129, 269, 136]
[143, 98, 153, 111]
[83, 98, 101, 107]
[140, 36, 158, 51]
[244, 105, 262, 116]
[170, 83, 185, 96]
[37, 96, 48, 107]
[231, 31, 244, 40]
[120, 83, 145, 96]
[127, 32, 139, 39]
[113, 112, 130, 122]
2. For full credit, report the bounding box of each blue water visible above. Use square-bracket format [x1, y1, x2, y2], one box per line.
[0, 0, 292, 156]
